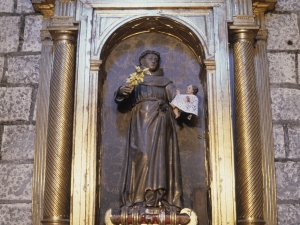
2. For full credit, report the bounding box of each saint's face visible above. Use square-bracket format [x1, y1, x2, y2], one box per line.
[142, 53, 159, 72]
[186, 84, 194, 94]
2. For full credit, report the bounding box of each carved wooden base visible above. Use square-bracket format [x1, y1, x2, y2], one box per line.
[107, 206, 194, 225]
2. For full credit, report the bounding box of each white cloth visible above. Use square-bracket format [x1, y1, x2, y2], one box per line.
[170, 94, 198, 115]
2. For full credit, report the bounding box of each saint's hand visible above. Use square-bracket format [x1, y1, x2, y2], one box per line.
[119, 85, 134, 96]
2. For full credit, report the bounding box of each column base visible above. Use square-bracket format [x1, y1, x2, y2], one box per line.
[41, 217, 70, 225]
[237, 219, 265, 225]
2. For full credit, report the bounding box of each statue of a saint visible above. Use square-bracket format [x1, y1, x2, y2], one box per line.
[115, 50, 183, 211]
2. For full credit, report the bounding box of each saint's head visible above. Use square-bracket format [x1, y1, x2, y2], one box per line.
[139, 50, 161, 72]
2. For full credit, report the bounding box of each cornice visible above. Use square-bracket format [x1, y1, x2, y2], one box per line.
[31, 0, 55, 17]
[252, 0, 277, 12]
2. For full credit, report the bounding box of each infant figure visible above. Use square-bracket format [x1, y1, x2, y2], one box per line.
[170, 84, 198, 119]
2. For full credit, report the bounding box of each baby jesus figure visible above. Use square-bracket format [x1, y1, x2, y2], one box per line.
[170, 84, 199, 119]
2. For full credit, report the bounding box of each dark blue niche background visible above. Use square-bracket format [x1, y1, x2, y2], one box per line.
[99, 33, 206, 223]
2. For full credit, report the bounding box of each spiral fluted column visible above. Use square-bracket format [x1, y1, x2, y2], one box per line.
[253, 4, 278, 224]
[42, 30, 77, 225]
[230, 29, 265, 225]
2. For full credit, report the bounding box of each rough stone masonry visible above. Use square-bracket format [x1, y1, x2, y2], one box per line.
[266, 0, 300, 224]
[0, 0, 42, 224]
[0, 0, 300, 224]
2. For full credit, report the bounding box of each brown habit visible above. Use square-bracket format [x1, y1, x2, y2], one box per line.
[115, 69, 183, 210]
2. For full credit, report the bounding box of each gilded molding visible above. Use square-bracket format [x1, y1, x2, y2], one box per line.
[32, 0, 55, 17]
[48, 29, 78, 42]
[252, 0, 276, 12]
[230, 29, 265, 225]
[229, 27, 259, 43]
[42, 29, 77, 225]
[203, 59, 216, 71]
[233, 15, 256, 26]
[90, 60, 102, 72]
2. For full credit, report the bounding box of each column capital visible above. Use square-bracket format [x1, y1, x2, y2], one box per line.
[48, 29, 78, 43]
[203, 59, 216, 71]
[90, 60, 102, 72]
[229, 26, 259, 44]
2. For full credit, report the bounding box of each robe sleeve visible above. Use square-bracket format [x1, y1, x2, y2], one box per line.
[165, 82, 177, 103]
[114, 86, 126, 103]
[114, 86, 133, 113]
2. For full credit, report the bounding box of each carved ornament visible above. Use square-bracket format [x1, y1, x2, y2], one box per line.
[31, 0, 55, 17]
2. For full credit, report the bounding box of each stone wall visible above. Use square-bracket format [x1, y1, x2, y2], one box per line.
[0, 0, 42, 224]
[266, 0, 300, 224]
[0, 0, 300, 224]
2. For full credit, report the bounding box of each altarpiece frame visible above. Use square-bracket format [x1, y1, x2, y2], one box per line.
[31, 0, 277, 225]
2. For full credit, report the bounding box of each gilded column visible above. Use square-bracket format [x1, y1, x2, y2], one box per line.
[42, 29, 77, 225]
[33, 17, 53, 225]
[253, 3, 277, 225]
[230, 27, 265, 225]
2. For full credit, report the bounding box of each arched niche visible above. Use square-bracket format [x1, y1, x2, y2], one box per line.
[97, 16, 207, 66]
[95, 15, 210, 224]
[71, 7, 235, 225]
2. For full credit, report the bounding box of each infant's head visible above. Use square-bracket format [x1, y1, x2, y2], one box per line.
[186, 84, 198, 95]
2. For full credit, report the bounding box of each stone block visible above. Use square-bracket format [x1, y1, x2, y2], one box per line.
[7, 55, 40, 83]
[273, 124, 285, 158]
[0, 16, 20, 53]
[268, 53, 296, 84]
[0, 0, 14, 13]
[1, 125, 35, 161]
[288, 125, 300, 158]
[278, 204, 300, 225]
[275, 0, 300, 11]
[0, 56, 4, 81]
[16, 0, 35, 13]
[265, 13, 300, 50]
[0, 164, 32, 200]
[22, 15, 43, 52]
[0, 203, 32, 225]
[271, 88, 300, 121]
[275, 161, 300, 200]
[0, 87, 32, 122]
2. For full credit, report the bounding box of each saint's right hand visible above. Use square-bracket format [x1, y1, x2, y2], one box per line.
[119, 85, 134, 96]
